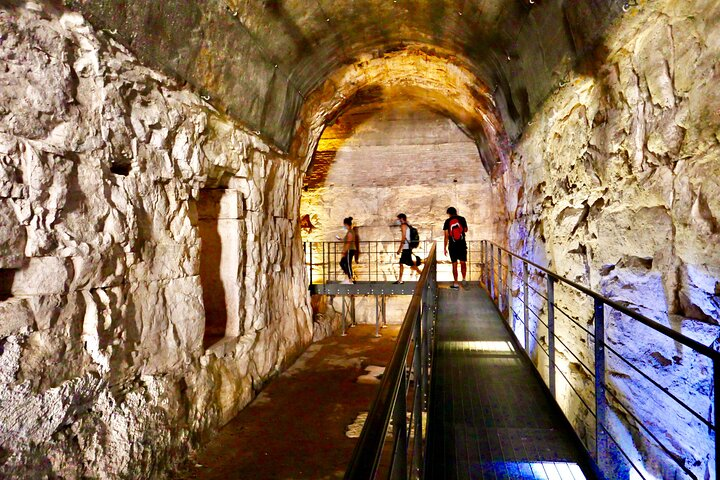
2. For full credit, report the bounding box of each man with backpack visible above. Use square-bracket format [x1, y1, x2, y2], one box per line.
[443, 207, 468, 289]
[395, 213, 422, 284]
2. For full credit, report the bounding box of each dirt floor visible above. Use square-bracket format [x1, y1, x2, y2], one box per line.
[177, 324, 401, 480]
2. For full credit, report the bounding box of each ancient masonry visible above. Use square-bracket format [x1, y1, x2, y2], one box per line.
[0, 5, 312, 477]
[0, 0, 718, 479]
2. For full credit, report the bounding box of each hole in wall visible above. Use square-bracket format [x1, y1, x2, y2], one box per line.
[110, 154, 132, 176]
[0, 269, 16, 301]
[110, 163, 131, 176]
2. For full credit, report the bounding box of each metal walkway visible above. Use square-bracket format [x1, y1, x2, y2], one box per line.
[425, 284, 594, 480]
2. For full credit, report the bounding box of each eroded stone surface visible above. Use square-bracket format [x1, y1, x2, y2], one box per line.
[507, 2, 720, 478]
[0, 3, 312, 478]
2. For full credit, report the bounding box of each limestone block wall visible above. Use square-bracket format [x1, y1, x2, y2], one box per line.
[507, 1, 720, 478]
[301, 100, 506, 276]
[0, 3, 311, 477]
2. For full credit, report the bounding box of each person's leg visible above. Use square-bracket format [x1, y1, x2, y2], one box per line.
[398, 264, 404, 282]
[454, 243, 467, 285]
[340, 255, 349, 277]
[348, 253, 354, 282]
[449, 244, 460, 287]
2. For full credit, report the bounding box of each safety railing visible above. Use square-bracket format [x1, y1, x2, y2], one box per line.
[345, 244, 438, 480]
[303, 240, 434, 284]
[303, 240, 487, 284]
[480, 240, 719, 480]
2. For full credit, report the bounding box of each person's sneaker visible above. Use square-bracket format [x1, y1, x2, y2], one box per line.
[393, 280, 404, 284]
[450, 283, 460, 289]
[341, 278, 353, 284]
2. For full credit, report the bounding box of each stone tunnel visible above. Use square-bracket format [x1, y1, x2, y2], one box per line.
[0, 0, 718, 478]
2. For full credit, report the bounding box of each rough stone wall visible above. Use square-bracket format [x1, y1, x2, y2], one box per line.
[0, 3, 311, 477]
[506, 2, 719, 478]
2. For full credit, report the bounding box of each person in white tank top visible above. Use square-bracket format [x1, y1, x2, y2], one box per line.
[395, 213, 422, 284]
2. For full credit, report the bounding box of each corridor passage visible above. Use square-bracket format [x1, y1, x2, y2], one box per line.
[425, 285, 593, 480]
[178, 325, 400, 479]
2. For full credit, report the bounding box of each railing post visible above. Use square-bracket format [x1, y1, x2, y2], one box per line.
[422, 297, 429, 409]
[547, 276, 556, 398]
[490, 243, 495, 301]
[484, 240, 489, 288]
[350, 295, 356, 327]
[506, 255, 513, 324]
[479, 241, 484, 285]
[390, 371, 408, 480]
[714, 357, 719, 480]
[375, 295, 381, 338]
[594, 299, 608, 476]
[523, 261, 529, 351]
[497, 249, 503, 308]
[413, 313, 423, 478]
[341, 296, 347, 336]
[382, 295, 387, 329]
[374, 241, 378, 282]
[321, 242, 326, 289]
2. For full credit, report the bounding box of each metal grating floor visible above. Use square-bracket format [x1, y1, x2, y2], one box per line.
[425, 285, 594, 480]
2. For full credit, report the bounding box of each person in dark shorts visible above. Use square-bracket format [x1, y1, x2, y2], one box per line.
[443, 207, 468, 289]
[339, 217, 356, 284]
[395, 213, 421, 284]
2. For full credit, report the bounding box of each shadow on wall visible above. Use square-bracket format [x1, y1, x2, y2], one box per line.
[303, 86, 384, 189]
[0, 269, 15, 301]
[197, 192, 228, 349]
[195, 186, 246, 350]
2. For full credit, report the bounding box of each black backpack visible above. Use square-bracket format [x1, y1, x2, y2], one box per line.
[408, 225, 420, 249]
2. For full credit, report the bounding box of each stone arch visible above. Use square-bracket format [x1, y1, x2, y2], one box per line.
[291, 44, 511, 179]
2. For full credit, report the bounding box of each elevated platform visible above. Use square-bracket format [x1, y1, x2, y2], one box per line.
[425, 284, 594, 479]
[310, 280, 418, 296]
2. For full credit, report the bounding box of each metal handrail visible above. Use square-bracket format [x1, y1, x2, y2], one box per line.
[485, 241, 719, 359]
[304, 240, 435, 284]
[345, 244, 438, 479]
[481, 240, 718, 480]
[303, 240, 495, 286]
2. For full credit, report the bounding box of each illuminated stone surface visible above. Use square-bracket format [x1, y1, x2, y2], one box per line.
[507, 2, 720, 478]
[302, 99, 504, 247]
[0, 4, 311, 477]
[0, 0, 718, 478]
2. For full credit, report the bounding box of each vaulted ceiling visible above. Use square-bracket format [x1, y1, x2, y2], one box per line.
[71, 0, 625, 151]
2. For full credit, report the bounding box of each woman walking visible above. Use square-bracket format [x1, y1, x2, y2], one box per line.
[340, 217, 356, 284]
